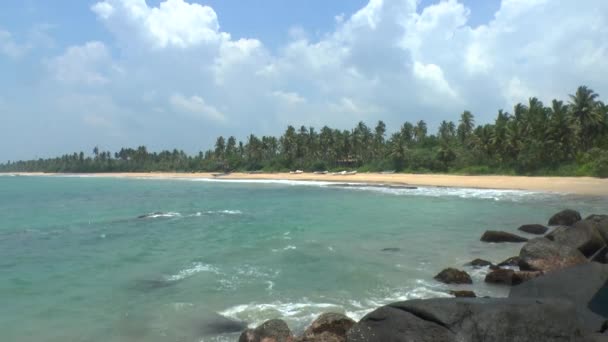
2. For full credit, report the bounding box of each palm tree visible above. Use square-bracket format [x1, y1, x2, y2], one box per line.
[457, 111, 475, 144]
[569, 86, 602, 150]
[414, 120, 427, 143]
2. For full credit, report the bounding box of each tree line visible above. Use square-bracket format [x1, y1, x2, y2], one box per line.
[2, 86, 607, 177]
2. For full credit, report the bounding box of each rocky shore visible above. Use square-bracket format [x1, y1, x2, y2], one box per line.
[237, 210, 608, 341]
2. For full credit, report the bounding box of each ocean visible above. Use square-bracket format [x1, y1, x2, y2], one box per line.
[1, 175, 606, 341]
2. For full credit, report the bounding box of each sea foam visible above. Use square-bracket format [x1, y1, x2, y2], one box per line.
[165, 262, 219, 282]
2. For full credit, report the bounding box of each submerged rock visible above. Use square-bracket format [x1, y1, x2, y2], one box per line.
[548, 209, 582, 226]
[347, 297, 587, 342]
[519, 237, 588, 273]
[198, 314, 247, 336]
[381, 247, 401, 252]
[585, 214, 608, 242]
[546, 222, 606, 257]
[518, 224, 549, 235]
[466, 258, 494, 268]
[449, 290, 476, 298]
[480, 230, 528, 243]
[131, 278, 174, 292]
[434, 268, 472, 284]
[300, 312, 354, 342]
[239, 319, 293, 342]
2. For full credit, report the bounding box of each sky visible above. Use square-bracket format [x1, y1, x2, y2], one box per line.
[0, 0, 607, 161]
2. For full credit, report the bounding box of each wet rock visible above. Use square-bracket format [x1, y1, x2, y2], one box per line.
[347, 297, 586, 342]
[511, 271, 544, 285]
[591, 246, 608, 264]
[466, 258, 494, 268]
[546, 221, 606, 257]
[549, 209, 582, 226]
[199, 314, 247, 336]
[518, 224, 549, 235]
[449, 290, 476, 298]
[497, 256, 521, 267]
[519, 237, 588, 273]
[585, 214, 608, 243]
[485, 269, 515, 285]
[434, 268, 472, 284]
[300, 312, 354, 342]
[480, 230, 528, 243]
[240, 319, 293, 342]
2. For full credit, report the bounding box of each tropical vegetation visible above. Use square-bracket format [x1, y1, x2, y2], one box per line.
[2, 86, 608, 177]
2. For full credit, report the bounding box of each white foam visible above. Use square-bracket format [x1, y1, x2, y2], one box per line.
[165, 262, 219, 282]
[220, 301, 343, 328]
[144, 212, 182, 218]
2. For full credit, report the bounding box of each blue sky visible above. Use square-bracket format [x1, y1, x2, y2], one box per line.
[1, 0, 606, 160]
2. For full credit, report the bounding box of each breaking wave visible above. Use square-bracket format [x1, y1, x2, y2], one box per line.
[165, 262, 219, 282]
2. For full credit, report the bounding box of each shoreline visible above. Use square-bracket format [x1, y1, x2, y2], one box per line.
[3, 171, 608, 196]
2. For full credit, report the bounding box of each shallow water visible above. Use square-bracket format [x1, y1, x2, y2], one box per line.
[0, 175, 606, 341]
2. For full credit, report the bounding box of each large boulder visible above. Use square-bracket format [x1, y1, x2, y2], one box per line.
[549, 209, 582, 226]
[546, 222, 606, 257]
[519, 237, 588, 272]
[518, 224, 549, 235]
[484, 269, 542, 286]
[480, 230, 528, 243]
[591, 246, 608, 264]
[449, 290, 476, 298]
[585, 214, 608, 242]
[239, 319, 294, 342]
[434, 268, 472, 284]
[299, 313, 355, 342]
[346, 297, 588, 342]
[510, 262, 608, 333]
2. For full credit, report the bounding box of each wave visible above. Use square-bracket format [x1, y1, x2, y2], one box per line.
[165, 262, 219, 282]
[139, 211, 182, 219]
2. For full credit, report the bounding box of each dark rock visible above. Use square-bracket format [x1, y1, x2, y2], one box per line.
[510, 262, 608, 333]
[347, 297, 587, 342]
[381, 248, 400, 252]
[518, 224, 549, 235]
[485, 269, 515, 285]
[549, 209, 582, 226]
[131, 278, 174, 292]
[497, 256, 521, 267]
[519, 237, 588, 272]
[480, 230, 528, 243]
[300, 312, 354, 342]
[602, 320, 608, 333]
[449, 290, 476, 298]
[546, 221, 606, 257]
[240, 319, 293, 342]
[199, 314, 247, 335]
[137, 211, 165, 219]
[511, 271, 544, 285]
[466, 258, 494, 268]
[434, 268, 472, 284]
[591, 246, 608, 264]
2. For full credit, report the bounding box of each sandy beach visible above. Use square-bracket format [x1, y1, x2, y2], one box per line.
[8, 172, 608, 196]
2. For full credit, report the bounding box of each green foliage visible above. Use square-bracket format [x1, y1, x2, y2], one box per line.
[2, 85, 607, 178]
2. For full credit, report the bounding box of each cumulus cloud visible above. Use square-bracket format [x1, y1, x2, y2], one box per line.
[169, 93, 225, 122]
[0, 29, 29, 58]
[9, 0, 606, 161]
[47, 41, 112, 85]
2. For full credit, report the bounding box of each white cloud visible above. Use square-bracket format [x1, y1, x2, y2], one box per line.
[271, 91, 306, 105]
[48, 41, 111, 85]
[0, 29, 29, 58]
[169, 93, 225, 122]
[413, 61, 459, 100]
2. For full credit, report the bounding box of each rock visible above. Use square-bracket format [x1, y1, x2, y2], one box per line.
[449, 290, 476, 298]
[518, 224, 549, 235]
[199, 314, 247, 336]
[300, 312, 354, 342]
[591, 246, 608, 264]
[602, 320, 608, 333]
[346, 297, 587, 342]
[546, 221, 606, 257]
[497, 256, 521, 267]
[585, 214, 608, 242]
[485, 269, 515, 285]
[240, 319, 293, 342]
[434, 268, 472, 284]
[549, 209, 582, 226]
[137, 211, 165, 219]
[510, 262, 608, 333]
[480, 230, 528, 243]
[519, 237, 588, 272]
[466, 258, 494, 268]
[381, 248, 400, 252]
[511, 271, 544, 285]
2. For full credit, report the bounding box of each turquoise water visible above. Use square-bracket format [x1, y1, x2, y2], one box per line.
[1, 175, 606, 342]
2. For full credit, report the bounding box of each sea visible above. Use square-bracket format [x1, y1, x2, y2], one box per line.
[1, 174, 606, 342]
